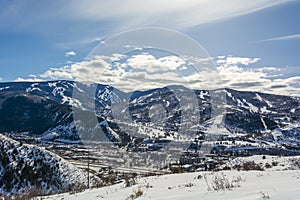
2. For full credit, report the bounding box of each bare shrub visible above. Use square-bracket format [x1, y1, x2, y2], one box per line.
[67, 182, 87, 195]
[171, 166, 182, 174]
[124, 174, 137, 188]
[265, 163, 272, 169]
[271, 161, 279, 167]
[144, 182, 153, 189]
[183, 182, 194, 187]
[126, 187, 143, 200]
[203, 174, 211, 191]
[234, 161, 264, 171]
[195, 174, 203, 179]
[3, 187, 46, 200]
[260, 191, 270, 200]
[206, 173, 244, 191]
[290, 158, 300, 169]
[221, 166, 232, 170]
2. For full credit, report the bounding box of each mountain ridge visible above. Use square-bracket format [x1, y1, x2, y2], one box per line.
[0, 80, 300, 152]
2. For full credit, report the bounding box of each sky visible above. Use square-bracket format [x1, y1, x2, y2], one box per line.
[0, 0, 300, 95]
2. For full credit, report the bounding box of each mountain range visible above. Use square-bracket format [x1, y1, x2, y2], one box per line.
[0, 80, 300, 150]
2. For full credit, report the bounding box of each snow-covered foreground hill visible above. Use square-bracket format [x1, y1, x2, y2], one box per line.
[44, 169, 300, 200]
[0, 134, 100, 197]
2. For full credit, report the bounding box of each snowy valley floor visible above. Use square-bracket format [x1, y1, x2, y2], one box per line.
[42, 169, 300, 200]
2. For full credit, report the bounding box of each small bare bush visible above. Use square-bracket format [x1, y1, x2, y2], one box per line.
[206, 173, 244, 191]
[271, 161, 279, 166]
[183, 182, 194, 188]
[123, 173, 138, 187]
[260, 191, 270, 200]
[234, 161, 264, 171]
[290, 158, 300, 169]
[265, 163, 272, 169]
[126, 187, 143, 200]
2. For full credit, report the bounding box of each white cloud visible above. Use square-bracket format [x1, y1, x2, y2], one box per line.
[65, 51, 77, 57]
[0, 0, 290, 33]
[126, 54, 186, 73]
[18, 53, 300, 96]
[259, 33, 300, 42]
[40, 66, 74, 79]
[215, 56, 300, 96]
[38, 53, 219, 91]
[0, 77, 2, 81]
[217, 60, 270, 89]
[256, 67, 281, 72]
[40, 55, 113, 83]
[217, 56, 260, 66]
[14, 77, 44, 82]
[64, 0, 289, 29]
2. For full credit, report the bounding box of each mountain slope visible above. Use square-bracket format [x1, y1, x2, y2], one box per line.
[0, 134, 97, 196]
[0, 81, 300, 148]
[43, 168, 300, 200]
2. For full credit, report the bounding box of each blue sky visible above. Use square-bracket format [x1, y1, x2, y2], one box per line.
[0, 0, 300, 94]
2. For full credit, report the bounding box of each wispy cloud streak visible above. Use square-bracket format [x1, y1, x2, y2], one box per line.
[258, 33, 300, 42]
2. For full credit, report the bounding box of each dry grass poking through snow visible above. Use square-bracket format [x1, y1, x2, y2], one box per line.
[200, 172, 245, 191]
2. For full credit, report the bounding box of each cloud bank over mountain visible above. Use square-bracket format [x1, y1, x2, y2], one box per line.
[14, 52, 300, 96]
